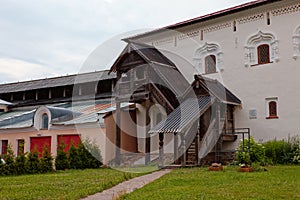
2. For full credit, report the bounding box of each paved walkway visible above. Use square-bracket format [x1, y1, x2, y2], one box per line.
[82, 169, 172, 200]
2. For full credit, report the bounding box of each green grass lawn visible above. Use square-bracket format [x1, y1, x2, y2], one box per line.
[121, 165, 300, 200]
[0, 168, 141, 200]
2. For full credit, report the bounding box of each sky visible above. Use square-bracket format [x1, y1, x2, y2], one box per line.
[0, 0, 252, 84]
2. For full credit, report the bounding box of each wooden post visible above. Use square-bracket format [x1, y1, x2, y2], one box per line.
[181, 134, 186, 167]
[145, 98, 151, 165]
[115, 100, 121, 166]
[195, 130, 199, 166]
[159, 132, 164, 168]
[174, 133, 178, 164]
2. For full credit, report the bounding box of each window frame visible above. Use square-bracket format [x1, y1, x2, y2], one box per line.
[257, 44, 271, 65]
[266, 100, 279, 119]
[1, 140, 8, 156]
[17, 139, 25, 156]
[41, 113, 49, 130]
[204, 54, 217, 74]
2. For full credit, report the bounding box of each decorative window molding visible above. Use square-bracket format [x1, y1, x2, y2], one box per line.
[244, 31, 279, 67]
[34, 106, 51, 130]
[194, 42, 223, 74]
[293, 25, 300, 60]
[265, 97, 279, 119]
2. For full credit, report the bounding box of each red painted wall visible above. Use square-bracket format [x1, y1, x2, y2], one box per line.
[30, 136, 51, 156]
[57, 135, 81, 153]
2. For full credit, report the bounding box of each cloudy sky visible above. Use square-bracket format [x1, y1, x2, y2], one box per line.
[0, 0, 252, 84]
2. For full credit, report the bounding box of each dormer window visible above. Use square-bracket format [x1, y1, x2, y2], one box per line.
[41, 114, 49, 129]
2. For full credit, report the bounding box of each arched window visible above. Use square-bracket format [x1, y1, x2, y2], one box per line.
[41, 114, 49, 129]
[257, 44, 270, 64]
[245, 31, 279, 67]
[268, 101, 278, 119]
[205, 55, 216, 74]
[194, 42, 223, 74]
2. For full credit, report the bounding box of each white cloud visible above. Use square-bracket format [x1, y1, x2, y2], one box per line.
[0, 0, 252, 83]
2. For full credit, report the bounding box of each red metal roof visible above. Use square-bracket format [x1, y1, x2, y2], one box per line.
[125, 0, 280, 41]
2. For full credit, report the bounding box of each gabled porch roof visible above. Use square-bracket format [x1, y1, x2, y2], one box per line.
[149, 96, 215, 134]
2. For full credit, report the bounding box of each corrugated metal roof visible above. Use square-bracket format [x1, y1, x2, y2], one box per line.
[0, 70, 116, 94]
[197, 76, 241, 105]
[152, 64, 190, 97]
[125, 0, 278, 41]
[110, 42, 177, 73]
[97, 102, 135, 114]
[149, 96, 215, 134]
[0, 99, 12, 105]
[0, 110, 35, 129]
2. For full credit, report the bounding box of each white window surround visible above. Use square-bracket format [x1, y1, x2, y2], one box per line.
[265, 97, 278, 119]
[293, 25, 300, 60]
[194, 42, 224, 74]
[244, 31, 279, 67]
[33, 106, 51, 130]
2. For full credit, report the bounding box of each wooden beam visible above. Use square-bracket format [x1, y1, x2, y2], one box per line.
[159, 132, 164, 168]
[145, 98, 151, 165]
[174, 133, 178, 164]
[115, 100, 121, 166]
[181, 134, 186, 167]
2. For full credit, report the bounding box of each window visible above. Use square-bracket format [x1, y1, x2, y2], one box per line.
[245, 31, 279, 67]
[194, 42, 223, 73]
[268, 101, 278, 118]
[257, 44, 270, 64]
[266, 98, 279, 119]
[17, 139, 25, 156]
[1, 140, 8, 156]
[205, 55, 216, 74]
[41, 114, 49, 129]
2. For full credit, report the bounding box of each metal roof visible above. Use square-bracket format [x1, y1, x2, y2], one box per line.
[149, 96, 215, 134]
[0, 70, 116, 94]
[196, 76, 241, 105]
[152, 64, 190, 97]
[125, 0, 279, 41]
[0, 110, 35, 129]
[109, 42, 177, 73]
[0, 99, 12, 105]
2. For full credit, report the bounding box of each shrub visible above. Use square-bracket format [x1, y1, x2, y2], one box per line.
[39, 145, 53, 173]
[26, 149, 40, 174]
[236, 137, 266, 165]
[68, 143, 81, 169]
[15, 153, 27, 175]
[264, 138, 293, 164]
[55, 141, 69, 170]
[3, 145, 16, 175]
[81, 138, 102, 169]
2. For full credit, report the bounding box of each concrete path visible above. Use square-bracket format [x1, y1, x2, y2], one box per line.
[82, 169, 172, 200]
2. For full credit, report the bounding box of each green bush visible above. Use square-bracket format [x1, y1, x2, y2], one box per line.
[236, 137, 266, 165]
[39, 145, 53, 173]
[26, 149, 40, 174]
[3, 145, 16, 175]
[55, 141, 69, 170]
[15, 154, 27, 175]
[68, 143, 81, 169]
[264, 137, 295, 164]
[82, 139, 102, 169]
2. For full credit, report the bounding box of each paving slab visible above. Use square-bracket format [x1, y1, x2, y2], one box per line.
[82, 169, 172, 200]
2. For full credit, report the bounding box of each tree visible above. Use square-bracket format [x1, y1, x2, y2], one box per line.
[55, 141, 69, 170]
[39, 144, 53, 173]
[68, 143, 81, 169]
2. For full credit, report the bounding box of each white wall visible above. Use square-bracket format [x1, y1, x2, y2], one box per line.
[133, 0, 300, 142]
